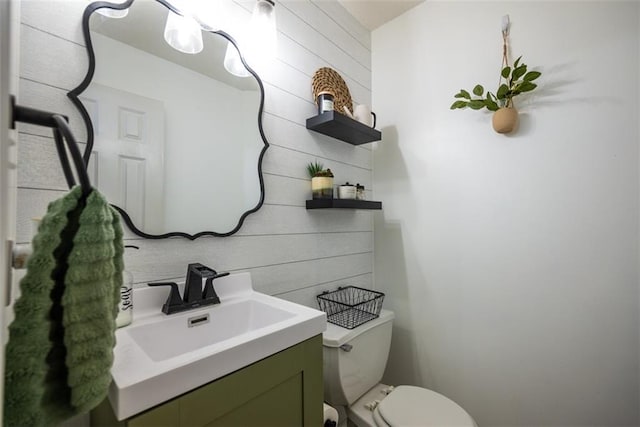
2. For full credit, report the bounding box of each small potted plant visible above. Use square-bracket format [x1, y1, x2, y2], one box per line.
[450, 56, 541, 134]
[307, 161, 334, 199]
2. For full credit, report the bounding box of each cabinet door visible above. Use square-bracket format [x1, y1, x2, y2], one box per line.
[180, 335, 322, 426]
[203, 374, 303, 426]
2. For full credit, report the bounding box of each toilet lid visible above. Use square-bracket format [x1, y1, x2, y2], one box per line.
[375, 386, 475, 427]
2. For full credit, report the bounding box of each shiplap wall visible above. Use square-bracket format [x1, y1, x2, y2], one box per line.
[17, 0, 373, 308]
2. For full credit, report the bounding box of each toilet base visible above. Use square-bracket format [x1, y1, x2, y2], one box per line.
[347, 383, 390, 427]
[334, 405, 348, 427]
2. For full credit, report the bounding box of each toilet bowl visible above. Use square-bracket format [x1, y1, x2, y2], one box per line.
[323, 310, 476, 427]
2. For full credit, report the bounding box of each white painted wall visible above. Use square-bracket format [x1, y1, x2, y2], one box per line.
[17, 0, 373, 308]
[373, 1, 639, 426]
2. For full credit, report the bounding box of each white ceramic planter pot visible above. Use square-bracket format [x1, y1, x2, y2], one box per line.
[492, 107, 518, 134]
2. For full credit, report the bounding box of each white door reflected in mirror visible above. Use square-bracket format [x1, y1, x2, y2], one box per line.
[81, 84, 166, 233]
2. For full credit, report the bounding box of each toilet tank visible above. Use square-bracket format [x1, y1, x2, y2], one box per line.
[323, 309, 395, 406]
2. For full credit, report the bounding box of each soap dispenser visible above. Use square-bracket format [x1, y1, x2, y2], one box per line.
[117, 245, 139, 328]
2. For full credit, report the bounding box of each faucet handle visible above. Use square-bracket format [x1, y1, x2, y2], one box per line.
[202, 272, 229, 303]
[148, 282, 183, 315]
[202, 278, 220, 303]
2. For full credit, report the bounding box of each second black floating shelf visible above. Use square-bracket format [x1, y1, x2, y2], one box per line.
[306, 199, 382, 210]
[306, 111, 381, 145]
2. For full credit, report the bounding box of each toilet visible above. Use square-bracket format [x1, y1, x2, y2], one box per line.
[323, 309, 477, 426]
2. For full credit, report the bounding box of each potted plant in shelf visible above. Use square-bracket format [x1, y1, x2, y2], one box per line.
[450, 56, 541, 134]
[307, 161, 334, 199]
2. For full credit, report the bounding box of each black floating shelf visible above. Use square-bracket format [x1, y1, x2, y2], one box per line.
[306, 199, 382, 210]
[306, 111, 381, 145]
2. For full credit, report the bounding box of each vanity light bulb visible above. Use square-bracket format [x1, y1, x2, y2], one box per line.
[244, 0, 277, 66]
[224, 42, 251, 78]
[164, 10, 204, 54]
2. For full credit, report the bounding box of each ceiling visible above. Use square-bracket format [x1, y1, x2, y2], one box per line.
[336, 0, 424, 31]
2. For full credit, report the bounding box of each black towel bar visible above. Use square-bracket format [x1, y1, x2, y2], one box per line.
[9, 95, 92, 198]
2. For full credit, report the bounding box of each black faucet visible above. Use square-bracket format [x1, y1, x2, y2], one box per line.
[148, 263, 230, 315]
[184, 263, 218, 303]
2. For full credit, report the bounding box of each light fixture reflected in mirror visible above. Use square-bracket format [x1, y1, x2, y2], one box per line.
[224, 40, 251, 77]
[164, 10, 203, 54]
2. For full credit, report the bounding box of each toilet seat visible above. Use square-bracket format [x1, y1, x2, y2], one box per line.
[372, 386, 476, 427]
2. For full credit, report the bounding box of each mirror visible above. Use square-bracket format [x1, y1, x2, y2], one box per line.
[69, 0, 269, 239]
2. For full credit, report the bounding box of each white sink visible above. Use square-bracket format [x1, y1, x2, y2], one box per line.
[109, 272, 326, 420]
[127, 299, 297, 362]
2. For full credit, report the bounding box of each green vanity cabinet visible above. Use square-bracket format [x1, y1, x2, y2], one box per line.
[92, 335, 323, 427]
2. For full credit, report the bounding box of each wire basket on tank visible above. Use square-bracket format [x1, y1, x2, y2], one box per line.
[317, 286, 385, 329]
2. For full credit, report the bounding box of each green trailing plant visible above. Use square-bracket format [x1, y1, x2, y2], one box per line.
[307, 161, 333, 178]
[450, 56, 541, 112]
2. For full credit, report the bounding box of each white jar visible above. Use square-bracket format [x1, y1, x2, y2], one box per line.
[338, 183, 357, 199]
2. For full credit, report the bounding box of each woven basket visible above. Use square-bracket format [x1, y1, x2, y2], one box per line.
[312, 67, 353, 114]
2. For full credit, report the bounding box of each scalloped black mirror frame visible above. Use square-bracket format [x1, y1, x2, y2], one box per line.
[68, 0, 269, 239]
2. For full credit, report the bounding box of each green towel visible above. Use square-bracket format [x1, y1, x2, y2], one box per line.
[4, 186, 123, 426]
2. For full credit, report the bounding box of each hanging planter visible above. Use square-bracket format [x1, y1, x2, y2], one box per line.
[492, 106, 518, 134]
[450, 55, 540, 135]
[449, 17, 541, 135]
